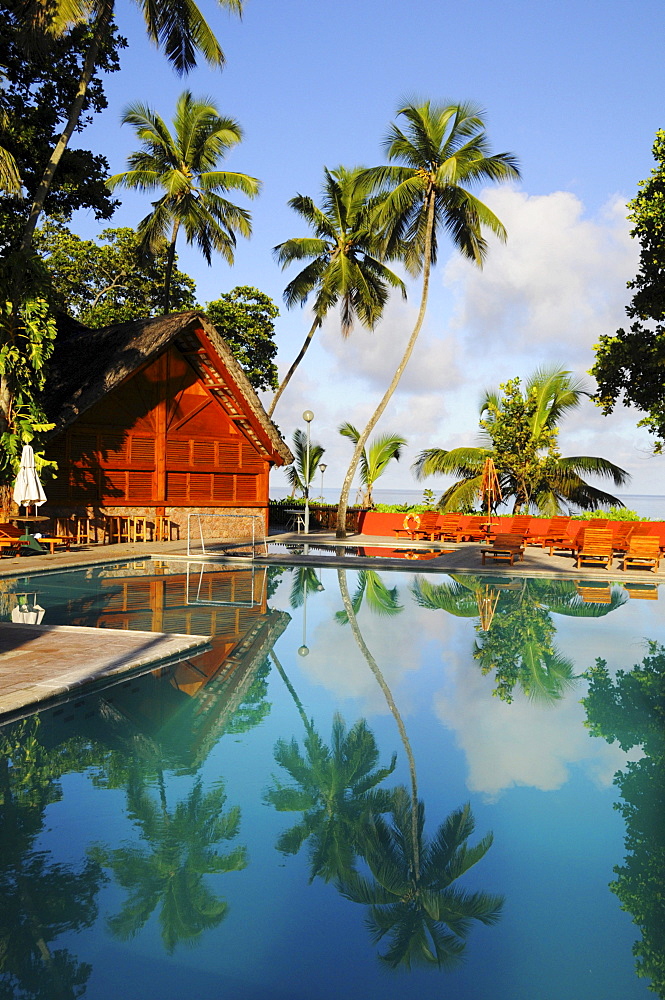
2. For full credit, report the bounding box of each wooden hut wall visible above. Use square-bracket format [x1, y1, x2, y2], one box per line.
[47, 344, 269, 508]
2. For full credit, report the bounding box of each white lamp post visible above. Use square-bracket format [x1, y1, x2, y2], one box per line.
[318, 463, 327, 501]
[302, 410, 314, 534]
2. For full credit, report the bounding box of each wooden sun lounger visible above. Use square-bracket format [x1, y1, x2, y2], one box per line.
[480, 533, 525, 566]
[393, 510, 443, 542]
[621, 535, 662, 574]
[574, 528, 614, 570]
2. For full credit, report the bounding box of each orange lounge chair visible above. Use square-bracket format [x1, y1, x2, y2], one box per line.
[574, 528, 614, 570]
[393, 510, 442, 542]
[541, 516, 572, 555]
[480, 533, 525, 566]
[621, 535, 662, 574]
[0, 523, 35, 555]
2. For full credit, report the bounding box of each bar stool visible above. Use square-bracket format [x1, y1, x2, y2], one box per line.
[132, 516, 148, 542]
[154, 516, 172, 542]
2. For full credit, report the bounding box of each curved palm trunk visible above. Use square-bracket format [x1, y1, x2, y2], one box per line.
[337, 567, 420, 877]
[19, 4, 113, 256]
[336, 194, 435, 537]
[270, 650, 315, 737]
[163, 218, 181, 313]
[268, 316, 321, 418]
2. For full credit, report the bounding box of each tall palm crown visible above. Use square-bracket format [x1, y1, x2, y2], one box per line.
[268, 166, 406, 416]
[109, 91, 259, 311]
[366, 100, 520, 272]
[335, 101, 520, 535]
[18, 0, 243, 253]
[414, 367, 629, 515]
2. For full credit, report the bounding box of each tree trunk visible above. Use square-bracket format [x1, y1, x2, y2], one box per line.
[268, 316, 321, 418]
[337, 567, 420, 878]
[19, 5, 112, 256]
[336, 194, 435, 538]
[163, 219, 181, 313]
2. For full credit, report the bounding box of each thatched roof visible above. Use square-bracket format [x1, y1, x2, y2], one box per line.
[45, 311, 293, 466]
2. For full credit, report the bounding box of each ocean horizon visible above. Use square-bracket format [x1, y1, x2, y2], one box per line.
[270, 487, 665, 521]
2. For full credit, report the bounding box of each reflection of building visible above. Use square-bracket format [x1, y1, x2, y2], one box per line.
[43, 311, 293, 536]
[42, 564, 290, 769]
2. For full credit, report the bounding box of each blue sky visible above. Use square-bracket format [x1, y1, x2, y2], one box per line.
[72, 0, 665, 498]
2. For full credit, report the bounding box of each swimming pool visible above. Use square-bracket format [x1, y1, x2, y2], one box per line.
[0, 560, 662, 999]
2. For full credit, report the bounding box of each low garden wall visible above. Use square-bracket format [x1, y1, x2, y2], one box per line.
[357, 511, 665, 541]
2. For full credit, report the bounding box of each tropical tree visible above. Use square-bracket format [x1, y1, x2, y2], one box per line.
[268, 165, 406, 417]
[35, 222, 196, 325]
[339, 421, 406, 507]
[413, 367, 629, 515]
[16, 0, 243, 255]
[591, 129, 665, 453]
[109, 91, 260, 312]
[205, 286, 279, 392]
[286, 427, 325, 498]
[338, 788, 503, 969]
[336, 100, 520, 536]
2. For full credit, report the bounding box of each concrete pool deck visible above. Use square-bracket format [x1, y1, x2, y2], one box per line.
[0, 623, 210, 722]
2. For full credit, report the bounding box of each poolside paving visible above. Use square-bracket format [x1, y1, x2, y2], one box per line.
[0, 623, 210, 722]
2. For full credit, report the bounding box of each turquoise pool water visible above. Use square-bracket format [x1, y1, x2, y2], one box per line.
[0, 560, 663, 999]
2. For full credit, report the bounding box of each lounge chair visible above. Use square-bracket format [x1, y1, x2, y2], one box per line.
[393, 510, 442, 542]
[0, 523, 36, 555]
[574, 528, 614, 570]
[541, 516, 572, 555]
[480, 533, 525, 566]
[621, 535, 662, 574]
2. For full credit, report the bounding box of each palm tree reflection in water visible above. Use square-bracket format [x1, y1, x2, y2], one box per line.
[91, 771, 247, 954]
[412, 575, 625, 703]
[267, 568, 503, 970]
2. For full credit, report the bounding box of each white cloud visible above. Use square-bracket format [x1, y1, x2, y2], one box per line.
[444, 188, 637, 365]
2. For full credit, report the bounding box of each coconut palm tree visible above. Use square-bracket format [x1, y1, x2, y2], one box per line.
[285, 427, 325, 499]
[339, 422, 406, 507]
[108, 91, 259, 312]
[413, 367, 629, 514]
[336, 100, 520, 536]
[18, 0, 242, 254]
[268, 166, 406, 417]
[338, 787, 503, 969]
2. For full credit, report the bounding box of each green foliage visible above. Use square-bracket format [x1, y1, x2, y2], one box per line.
[109, 91, 259, 312]
[414, 367, 628, 515]
[591, 130, 665, 452]
[0, 8, 123, 254]
[574, 507, 646, 521]
[35, 222, 196, 325]
[583, 643, 665, 995]
[205, 286, 279, 392]
[0, 293, 57, 484]
[285, 428, 325, 498]
[339, 422, 406, 506]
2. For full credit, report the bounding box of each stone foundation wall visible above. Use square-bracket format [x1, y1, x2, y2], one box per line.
[44, 505, 269, 542]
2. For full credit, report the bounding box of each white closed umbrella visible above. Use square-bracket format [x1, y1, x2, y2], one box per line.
[13, 444, 46, 509]
[11, 594, 46, 625]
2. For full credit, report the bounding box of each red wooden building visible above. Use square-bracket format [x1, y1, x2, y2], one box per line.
[42, 310, 293, 537]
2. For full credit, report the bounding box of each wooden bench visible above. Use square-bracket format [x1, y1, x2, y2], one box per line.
[480, 533, 525, 566]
